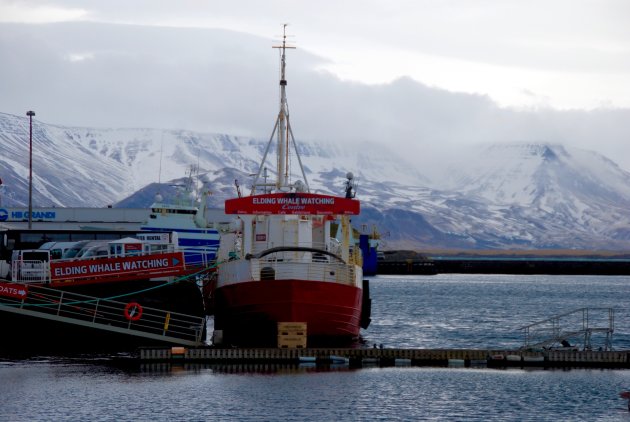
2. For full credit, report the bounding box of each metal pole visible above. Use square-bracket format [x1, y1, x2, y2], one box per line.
[26, 110, 35, 230]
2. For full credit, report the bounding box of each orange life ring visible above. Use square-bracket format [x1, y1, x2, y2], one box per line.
[124, 302, 143, 321]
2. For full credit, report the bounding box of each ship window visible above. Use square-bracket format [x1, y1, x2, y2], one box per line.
[151, 208, 196, 215]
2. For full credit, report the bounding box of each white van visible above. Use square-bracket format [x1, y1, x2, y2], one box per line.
[10, 249, 51, 283]
[79, 243, 110, 258]
[62, 240, 106, 259]
[39, 241, 77, 260]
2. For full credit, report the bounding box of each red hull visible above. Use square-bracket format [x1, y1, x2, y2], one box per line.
[214, 279, 363, 346]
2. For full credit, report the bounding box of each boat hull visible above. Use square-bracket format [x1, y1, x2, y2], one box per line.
[0, 279, 207, 354]
[0, 279, 206, 355]
[49, 277, 205, 317]
[0, 309, 185, 354]
[213, 279, 363, 347]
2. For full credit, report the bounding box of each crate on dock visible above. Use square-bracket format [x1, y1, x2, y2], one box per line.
[277, 322, 307, 336]
[278, 334, 307, 349]
[171, 347, 186, 358]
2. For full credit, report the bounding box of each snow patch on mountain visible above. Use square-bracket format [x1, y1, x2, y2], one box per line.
[2, 111, 630, 250]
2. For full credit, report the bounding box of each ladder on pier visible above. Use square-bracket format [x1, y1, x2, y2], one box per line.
[519, 307, 614, 351]
[0, 282, 206, 347]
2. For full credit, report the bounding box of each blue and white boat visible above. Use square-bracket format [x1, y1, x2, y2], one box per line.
[141, 192, 221, 267]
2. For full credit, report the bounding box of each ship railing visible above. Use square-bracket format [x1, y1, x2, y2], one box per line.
[54, 245, 180, 263]
[257, 259, 357, 286]
[45, 248, 177, 269]
[11, 259, 50, 284]
[180, 245, 218, 268]
[251, 241, 332, 256]
[219, 257, 359, 287]
[71, 245, 217, 269]
[0, 283, 206, 345]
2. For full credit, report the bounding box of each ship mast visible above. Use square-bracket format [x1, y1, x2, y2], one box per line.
[276, 25, 291, 189]
[251, 25, 310, 194]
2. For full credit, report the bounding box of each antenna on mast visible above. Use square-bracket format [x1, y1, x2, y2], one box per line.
[273, 24, 294, 190]
[250, 25, 310, 195]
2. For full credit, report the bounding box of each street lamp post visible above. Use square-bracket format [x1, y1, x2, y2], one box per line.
[26, 110, 35, 229]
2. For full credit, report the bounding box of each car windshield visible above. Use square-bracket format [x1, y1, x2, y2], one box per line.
[63, 247, 83, 258]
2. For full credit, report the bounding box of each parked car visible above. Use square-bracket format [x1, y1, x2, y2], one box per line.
[10, 249, 51, 282]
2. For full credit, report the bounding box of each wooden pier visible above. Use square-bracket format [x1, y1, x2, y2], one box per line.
[139, 347, 630, 369]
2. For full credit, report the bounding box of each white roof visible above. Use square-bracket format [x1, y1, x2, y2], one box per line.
[108, 237, 143, 244]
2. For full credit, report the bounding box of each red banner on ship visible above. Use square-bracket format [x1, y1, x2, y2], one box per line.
[50, 252, 186, 281]
[225, 193, 360, 215]
[0, 281, 28, 299]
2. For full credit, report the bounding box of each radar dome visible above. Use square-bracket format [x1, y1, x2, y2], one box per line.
[294, 180, 306, 192]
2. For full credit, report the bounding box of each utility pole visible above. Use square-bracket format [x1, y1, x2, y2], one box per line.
[26, 110, 35, 229]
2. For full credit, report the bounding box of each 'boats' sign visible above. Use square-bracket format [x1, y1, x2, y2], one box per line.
[225, 193, 360, 215]
[0, 282, 28, 299]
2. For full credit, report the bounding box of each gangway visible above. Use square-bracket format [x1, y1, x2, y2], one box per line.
[0, 282, 206, 348]
[519, 307, 614, 351]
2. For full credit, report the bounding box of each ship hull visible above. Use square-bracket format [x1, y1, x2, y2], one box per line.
[0, 278, 207, 354]
[213, 279, 363, 347]
[50, 278, 206, 318]
[0, 309, 185, 354]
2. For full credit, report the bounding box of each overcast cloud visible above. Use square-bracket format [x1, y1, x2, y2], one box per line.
[1, 1, 629, 172]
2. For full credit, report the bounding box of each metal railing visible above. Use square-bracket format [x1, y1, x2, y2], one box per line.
[11, 259, 50, 283]
[250, 240, 333, 256]
[519, 307, 614, 351]
[0, 283, 206, 346]
[219, 256, 359, 287]
[182, 246, 218, 268]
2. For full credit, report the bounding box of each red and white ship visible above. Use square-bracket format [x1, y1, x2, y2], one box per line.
[213, 27, 371, 347]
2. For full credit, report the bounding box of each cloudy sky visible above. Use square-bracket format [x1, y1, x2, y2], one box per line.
[1, 0, 630, 170]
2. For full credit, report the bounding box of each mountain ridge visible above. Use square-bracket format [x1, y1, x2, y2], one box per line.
[2, 111, 630, 250]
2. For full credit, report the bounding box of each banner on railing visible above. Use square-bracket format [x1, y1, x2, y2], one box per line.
[0, 281, 28, 299]
[50, 252, 186, 281]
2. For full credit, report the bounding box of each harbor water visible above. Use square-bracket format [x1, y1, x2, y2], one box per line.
[2, 274, 630, 421]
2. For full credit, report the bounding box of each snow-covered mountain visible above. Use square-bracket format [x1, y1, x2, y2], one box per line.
[2, 111, 630, 251]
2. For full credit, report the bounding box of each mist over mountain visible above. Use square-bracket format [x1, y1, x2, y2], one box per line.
[3, 21, 630, 173]
[2, 112, 630, 251]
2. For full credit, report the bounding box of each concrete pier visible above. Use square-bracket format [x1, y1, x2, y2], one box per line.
[139, 347, 630, 369]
